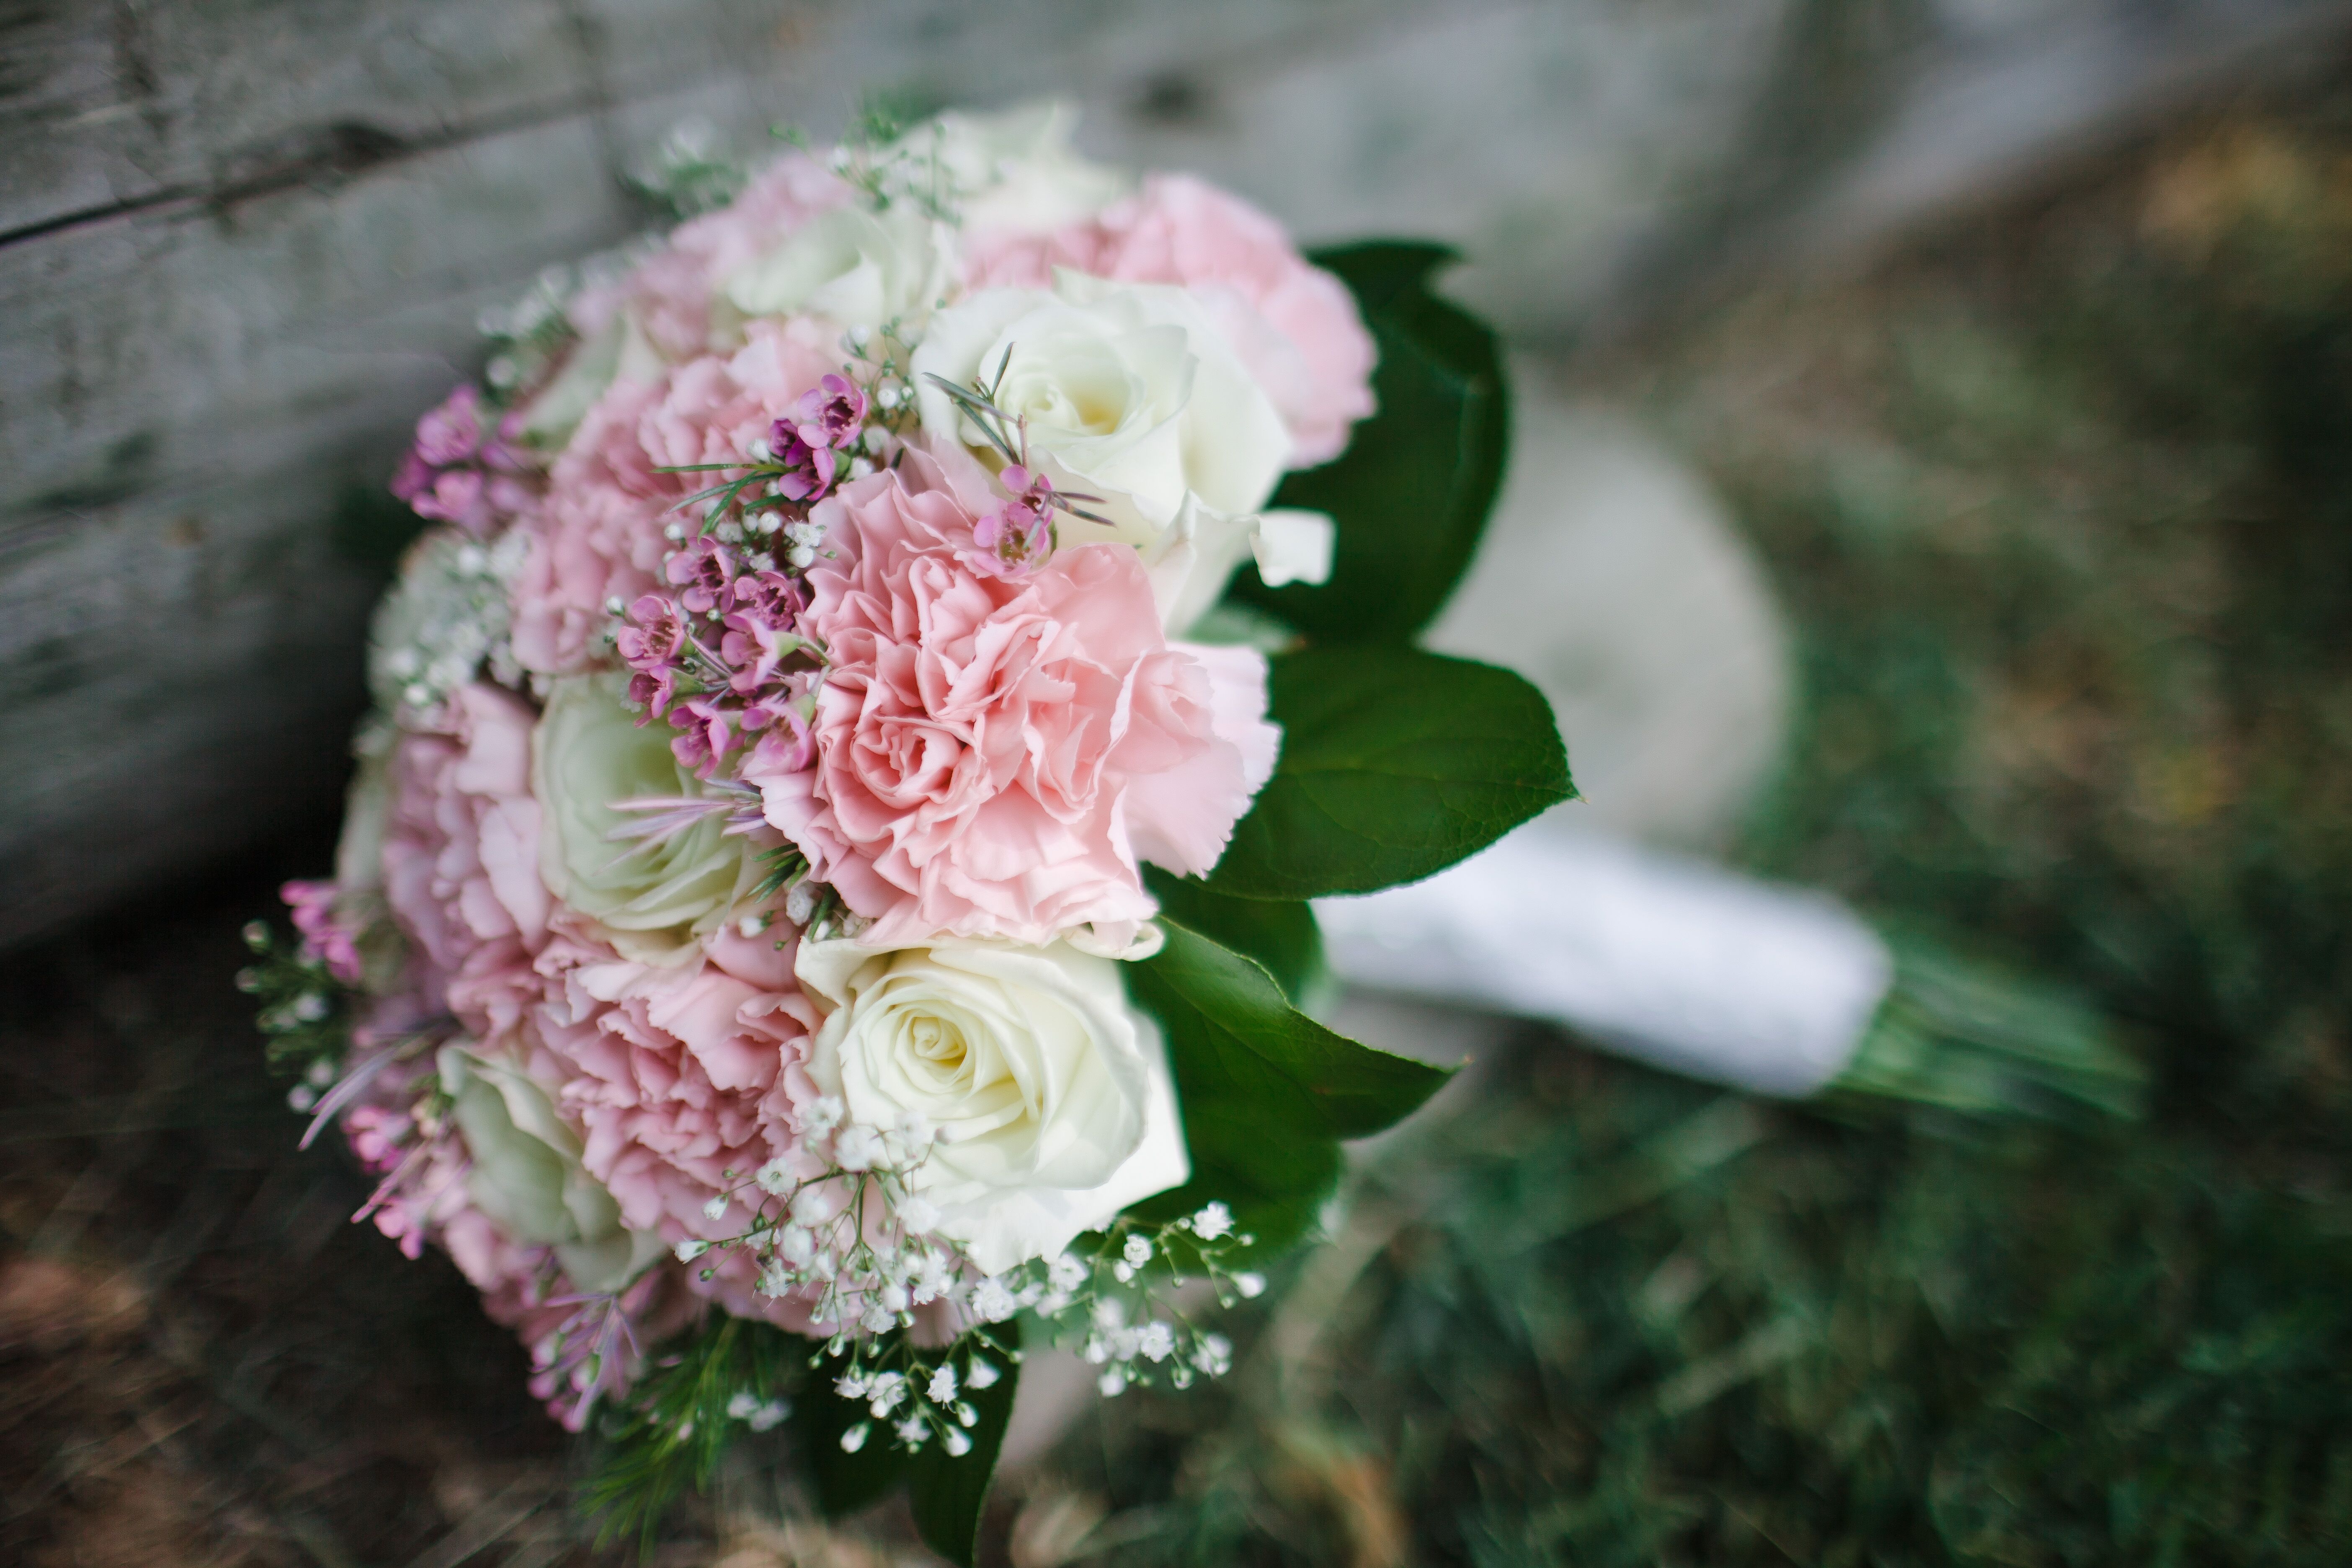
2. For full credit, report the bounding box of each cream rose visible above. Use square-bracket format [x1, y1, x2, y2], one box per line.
[534, 673, 759, 964]
[796, 939, 1189, 1276]
[722, 203, 953, 333]
[897, 100, 1130, 235]
[912, 272, 1317, 631]
[440, 1045, 666, 1294]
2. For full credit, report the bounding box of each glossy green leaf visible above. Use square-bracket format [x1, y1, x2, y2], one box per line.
[795, 1359, 908, 1519]
[1144, 867, 1329, 1007]
[908, 1333, 1024, 1568]
[1127, 919, 1450, 1250]
[1234, 241, 1511, 642]
[1206, 645, 1574, 900]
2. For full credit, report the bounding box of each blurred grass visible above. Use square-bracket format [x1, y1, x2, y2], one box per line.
[998, 97, 2352, 1568]
[11, 84, 2352, 1568]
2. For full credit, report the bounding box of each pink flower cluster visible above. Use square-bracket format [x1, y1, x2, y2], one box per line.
[392, 385, 539, 535]
[621, 543, 815, 780]
[768, 373, 868, 503]
[293, 121, 1373, 1430]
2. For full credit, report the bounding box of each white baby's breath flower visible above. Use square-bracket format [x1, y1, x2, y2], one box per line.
[928, 1365, 959, 1403]
[965, 1358, 1001, 1391]
[1189, 1201, 1234, 1240]
[833, 1124, 885, 1171]
[1234, 1271, 1266, 1299]
[899, 1195, 941, 1235]
[969, 1277, 1019, 1323]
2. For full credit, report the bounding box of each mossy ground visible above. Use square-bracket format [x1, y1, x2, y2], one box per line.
[7, 91, 2352, 1568]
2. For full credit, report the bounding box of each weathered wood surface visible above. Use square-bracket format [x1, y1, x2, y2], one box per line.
[3, 0, 2347, 948]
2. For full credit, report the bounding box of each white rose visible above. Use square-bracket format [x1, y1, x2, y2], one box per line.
[440, 1045, 666, 1294]
[796, 939, 1190, 1276]
[534, 673, 758, 964]
[913, 273, 1319, 631]
[897, 100, 1129, 235]
[722, 203, 954, 332]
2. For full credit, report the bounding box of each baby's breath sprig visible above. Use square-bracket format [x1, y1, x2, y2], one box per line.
[236, 920, 357, 1099]
[812, 1201, 1258, 1459]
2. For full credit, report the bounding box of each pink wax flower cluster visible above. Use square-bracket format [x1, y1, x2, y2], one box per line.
[622, 541, 815, 779]
[280, 878, 364, 985]
[392, 385, 538, 535]
[266, 102, 1382, 1440]
[769, 374, 869, 503]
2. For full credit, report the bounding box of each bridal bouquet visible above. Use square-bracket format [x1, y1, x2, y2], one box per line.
[243, 103, 1563, 1558]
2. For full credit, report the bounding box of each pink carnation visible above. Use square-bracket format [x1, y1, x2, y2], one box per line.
[378, 684, 551, 1044]
[532, 918, 825, 1243]
[749, 448, 1280, 948]
[963, 173, 1377, 467]
[508, 317, 843, 675]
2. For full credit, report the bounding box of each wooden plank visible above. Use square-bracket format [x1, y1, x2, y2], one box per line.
[0, 113, 634, 944]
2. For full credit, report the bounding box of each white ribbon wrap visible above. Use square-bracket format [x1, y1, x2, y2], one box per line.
[1314, 825, 1894, 1098]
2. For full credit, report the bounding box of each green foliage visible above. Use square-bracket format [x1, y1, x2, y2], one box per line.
[583, 1317, 807, 1557]
[1204, 645, 1574, 901]
[907, 1342, 1023, 1568]
[793, 1349, 908, 1516]
[1142, 868, 1328, 1008]
[1052, 1044, 2352, 1566]
[235, 920, 353, 1078]
[1236, 242, 1511, 642]
[1125, 918, 1450, 1251]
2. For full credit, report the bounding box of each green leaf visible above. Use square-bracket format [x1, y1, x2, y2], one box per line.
[1234, 241, 1510, 643]
[907, 1333, 1024, 1568]
[794, 1360, 909, 1519]
[1206, 645, 1574, 900]
[1127, 918, 1450, 1250]
[1144, 867, 1329, 1008]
